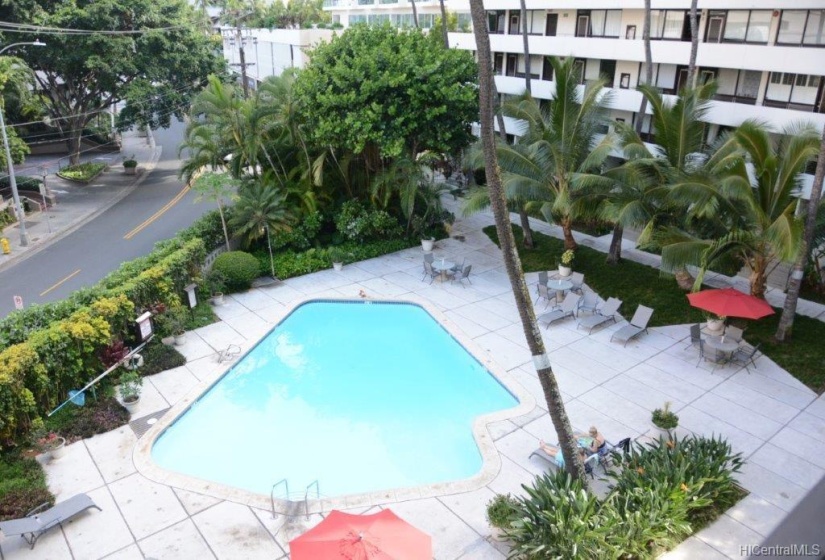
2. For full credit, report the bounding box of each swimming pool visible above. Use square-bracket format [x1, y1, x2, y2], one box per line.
[151, 300, 519, 498]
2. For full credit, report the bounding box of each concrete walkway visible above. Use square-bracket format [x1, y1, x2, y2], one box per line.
[0, 129, 161, 274]
[1, 203, 819, 559]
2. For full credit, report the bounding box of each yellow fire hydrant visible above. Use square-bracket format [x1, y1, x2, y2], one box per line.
[1, 238, 10, 254]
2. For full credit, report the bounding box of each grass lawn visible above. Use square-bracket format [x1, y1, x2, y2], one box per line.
[484, 225, 825, 393]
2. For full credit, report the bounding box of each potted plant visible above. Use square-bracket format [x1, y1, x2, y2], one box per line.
[123, 155, 138, 175]
[705, 314, 725, 334]
[421, 236, 435, 253]
[36, 431, 67, 461]
[486, 493, 518, 541]
[119, 370, 143, 414]
[167, 307, 189, 346]
[652, 401, 679, 438]
[558, 249, 575, 277]
[204, 269, 227, 306]
[329, 247, 345, 272]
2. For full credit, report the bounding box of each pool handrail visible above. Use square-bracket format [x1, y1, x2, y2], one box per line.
[304, 480, 320, 520]
[271, 479, 290, 517]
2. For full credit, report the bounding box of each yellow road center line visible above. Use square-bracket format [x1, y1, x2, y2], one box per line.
[124, 184, 191, 240]
[40, 269, 81, 297]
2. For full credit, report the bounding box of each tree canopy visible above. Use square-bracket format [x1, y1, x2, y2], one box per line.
[294, 24, 478, 166]
[1, 0, 226, 163]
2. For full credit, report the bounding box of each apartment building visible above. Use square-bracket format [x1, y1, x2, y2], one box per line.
[324, 2, 825, 151]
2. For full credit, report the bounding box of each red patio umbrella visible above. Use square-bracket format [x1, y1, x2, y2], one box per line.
[686, 288, 774, 320]
[289, 509, 432, 560]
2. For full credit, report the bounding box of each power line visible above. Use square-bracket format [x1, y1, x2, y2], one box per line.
[0, 21, 190, 36]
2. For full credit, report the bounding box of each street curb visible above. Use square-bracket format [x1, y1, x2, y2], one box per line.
[0, 145, 164, 274]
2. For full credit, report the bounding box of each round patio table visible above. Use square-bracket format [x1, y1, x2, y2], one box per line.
[547, 279, 573, 304]
[432, 260, 455, 282]
[705, 336, 739, 362]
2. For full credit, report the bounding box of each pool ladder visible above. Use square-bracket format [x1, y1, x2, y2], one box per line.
[271, 479, 321, 520]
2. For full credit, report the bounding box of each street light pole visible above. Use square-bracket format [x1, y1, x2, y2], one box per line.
[0, 40, 46, 247]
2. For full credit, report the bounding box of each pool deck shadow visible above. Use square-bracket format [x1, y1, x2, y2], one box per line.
[14, 202, 825, 560]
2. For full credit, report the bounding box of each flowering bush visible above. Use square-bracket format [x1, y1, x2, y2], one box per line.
[36, 432, 63, 452]
[560, 249, 575, 266]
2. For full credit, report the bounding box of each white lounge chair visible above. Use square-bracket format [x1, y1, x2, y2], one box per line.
[0, 494, 101, 558]
[537, 293, 581, 327]
[577, 297, 622, 334]
[610, 305, 653, 346]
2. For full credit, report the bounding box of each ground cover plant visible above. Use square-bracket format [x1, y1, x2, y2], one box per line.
[502, 435, 745, 558]
[0, 452, 52, 521]
[485, 225, 825, 392]
[56, 162, 107, 183]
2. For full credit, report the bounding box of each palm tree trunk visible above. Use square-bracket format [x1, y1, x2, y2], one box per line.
[561, 216, 578, 250]
[607, 223, 623, 264]
[469, 0, 587, 485]
[776, 125, 825, 341]
[410, 0, 419, 28]
[519, 206, 534, 249]
[519, 0, 531, 94]
[438, 0, 449, 48]
[749, 255, 769, 300]
[687, 0, 699, 87]
[635, 0, 653, 136]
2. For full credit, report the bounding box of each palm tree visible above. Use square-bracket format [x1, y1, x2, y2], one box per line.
[776, 125, 825, 340]
[661, 121, 820, 299]
[687, 0, 699, 84]
[229, 179, 295, 247]
[491, 58, 613, 250]
[635, 0, 653, 136]
[519, 0, 531, 94]
[468, 0, 587, 485]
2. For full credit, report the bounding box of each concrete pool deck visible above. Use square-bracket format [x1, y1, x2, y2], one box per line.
[7, 209, 825, 559]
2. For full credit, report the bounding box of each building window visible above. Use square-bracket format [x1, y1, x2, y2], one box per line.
[640, 63, 679, 93]
[542, 57, 554, 81]
[722, 11, 772, 44]
[576, 10, 621, 38]
[777, 10, 825, 46]
[650, 10, 686, 40]
[715, 69, 761, 104]
[487, 11, 505, 34]
[766, 72, 824, 109]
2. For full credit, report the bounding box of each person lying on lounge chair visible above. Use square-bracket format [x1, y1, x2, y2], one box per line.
[537, 441, 587, 468]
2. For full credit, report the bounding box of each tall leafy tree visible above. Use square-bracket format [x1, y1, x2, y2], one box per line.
[3, 0, 225, 164]
[776, 126, 825, 340]
[469, 0, 587, 484]
[294, 24, 477, 169]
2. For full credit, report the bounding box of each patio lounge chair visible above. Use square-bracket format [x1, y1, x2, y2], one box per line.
[528, 447, 596, 477]
[610, 305, 654, 346]
[537, 293, 581, 328]
[578, 290, 599, 315]
[0, 494, 100, 559]
[577, 297, 622, 334]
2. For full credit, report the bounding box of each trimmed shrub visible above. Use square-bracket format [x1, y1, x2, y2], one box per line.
[54, 397, 130, 441]
[57, 162, 106, 183]
[212, 251, 260, 291]
[270, 211, 323, 251]
[139, 342, 186, 376]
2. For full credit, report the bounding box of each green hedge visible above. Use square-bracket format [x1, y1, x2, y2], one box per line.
[253, 238, 417, 280]
[56, 162, 106, 183]
[0, 176, 42, 192]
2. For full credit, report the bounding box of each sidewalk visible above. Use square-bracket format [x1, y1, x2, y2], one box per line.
[0, 128, 162, 273]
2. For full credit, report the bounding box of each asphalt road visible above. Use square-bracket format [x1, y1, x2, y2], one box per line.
[0, 119, 216, 317]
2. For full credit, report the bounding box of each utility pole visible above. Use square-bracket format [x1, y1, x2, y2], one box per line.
[235, 23, 249, 98]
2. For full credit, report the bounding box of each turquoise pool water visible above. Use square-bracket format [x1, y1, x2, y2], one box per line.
[152, 300, 518, 498]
